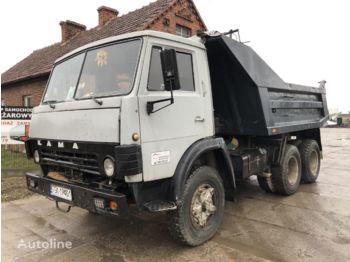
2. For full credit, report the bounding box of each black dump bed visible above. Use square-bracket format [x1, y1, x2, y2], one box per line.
[205, 35, 329, 136]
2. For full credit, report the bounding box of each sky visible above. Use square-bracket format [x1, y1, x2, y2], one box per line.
[1, 0, 349, 112]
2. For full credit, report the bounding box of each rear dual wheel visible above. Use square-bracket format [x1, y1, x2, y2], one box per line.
[299, 140, 321, 183]
[271, 145, 302, 195]
[259, 140, 321, 195]
[257, 175, 274, 193]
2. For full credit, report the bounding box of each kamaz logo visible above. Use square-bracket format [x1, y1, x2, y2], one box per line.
[37, 140, 79, 150]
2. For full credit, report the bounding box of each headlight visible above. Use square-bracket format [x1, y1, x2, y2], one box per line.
[33, 150, 40, 163]
[104, 158, 115, 177]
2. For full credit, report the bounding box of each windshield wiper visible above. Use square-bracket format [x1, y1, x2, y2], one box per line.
[84, 96, 103, 106]
[93, 97, 103, 106]
[44, 100, 57, 109]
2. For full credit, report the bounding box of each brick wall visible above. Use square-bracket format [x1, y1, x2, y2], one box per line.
[147, 0, 206, 36]
[1, 78, 48, 107]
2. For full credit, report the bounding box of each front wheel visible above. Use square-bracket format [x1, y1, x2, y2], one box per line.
[169, 166, 225, 246]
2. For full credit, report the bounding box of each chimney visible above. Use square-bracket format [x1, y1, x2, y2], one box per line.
[60, 20, 86, 43]
[97, 6, 119, 27]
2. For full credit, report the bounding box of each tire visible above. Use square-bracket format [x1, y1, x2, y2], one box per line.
[271, 145, 302, 195]
[257, 176, 274, 193]
[169, 166, 225, 246]
[299, 140, 321, 183]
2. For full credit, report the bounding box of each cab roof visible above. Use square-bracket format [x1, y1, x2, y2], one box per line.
[56, 30, 205, 63]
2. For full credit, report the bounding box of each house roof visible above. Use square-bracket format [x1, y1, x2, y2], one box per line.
[1, 0, 206, 86]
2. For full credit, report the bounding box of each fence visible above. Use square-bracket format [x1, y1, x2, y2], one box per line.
[1, 144, 38, 171]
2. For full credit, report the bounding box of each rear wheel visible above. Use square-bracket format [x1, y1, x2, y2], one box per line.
[271, 145, 302, 195]
[169, 166, 225, 246]
[257, 176, 274, 193]
[299, 140, 321, 183]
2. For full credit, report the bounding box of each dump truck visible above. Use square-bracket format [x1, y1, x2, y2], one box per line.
[24, 30, 328, 246]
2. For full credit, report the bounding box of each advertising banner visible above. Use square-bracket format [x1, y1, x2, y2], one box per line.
[1, 106, 32, 145]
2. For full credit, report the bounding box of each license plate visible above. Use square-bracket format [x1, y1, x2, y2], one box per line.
[50, 184, 72, 201]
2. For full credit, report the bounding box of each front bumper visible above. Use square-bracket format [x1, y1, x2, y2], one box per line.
[26, 173, 129, 216]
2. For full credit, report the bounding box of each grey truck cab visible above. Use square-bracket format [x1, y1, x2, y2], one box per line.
[25, 30, 328, 246]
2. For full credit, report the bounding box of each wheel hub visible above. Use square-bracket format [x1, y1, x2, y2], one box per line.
[287, 156, 299, 185]
[191, 184, 216, 227]
[310, 150, 319, 175]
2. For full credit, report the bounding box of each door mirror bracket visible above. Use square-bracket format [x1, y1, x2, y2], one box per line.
[146, 49, 180, 115]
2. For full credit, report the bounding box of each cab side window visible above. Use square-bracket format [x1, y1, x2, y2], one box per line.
[148, 47, 164, 91]
[176, 52, 195, 91]
[147, 46, 195, 92]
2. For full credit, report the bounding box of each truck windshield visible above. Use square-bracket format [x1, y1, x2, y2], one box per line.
[43, 39, 141, 103]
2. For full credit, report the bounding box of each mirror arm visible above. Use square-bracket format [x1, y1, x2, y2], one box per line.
[146, 80, 174, 115]
[146, 98, 173, 115]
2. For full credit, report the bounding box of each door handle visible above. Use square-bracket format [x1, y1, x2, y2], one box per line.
[194, 116, 205, 122]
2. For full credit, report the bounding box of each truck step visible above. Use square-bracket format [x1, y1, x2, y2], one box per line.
[144, 201, 177, 212]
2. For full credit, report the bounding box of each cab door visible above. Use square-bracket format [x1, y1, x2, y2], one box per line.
[138, 40, 210, 182]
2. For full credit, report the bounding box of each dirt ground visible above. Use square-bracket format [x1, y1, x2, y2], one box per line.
[2, 128, 350, 262]
[1, 176, 34, 202]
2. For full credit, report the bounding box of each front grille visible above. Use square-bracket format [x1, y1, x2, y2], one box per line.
[40, 148, 100, 175]
[26, 139, 142, 178]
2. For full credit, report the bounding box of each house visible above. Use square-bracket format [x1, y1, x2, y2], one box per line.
[1, 0, 206, 107]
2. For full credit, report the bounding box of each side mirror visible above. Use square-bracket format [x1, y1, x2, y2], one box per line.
[160, 49, 181, 91]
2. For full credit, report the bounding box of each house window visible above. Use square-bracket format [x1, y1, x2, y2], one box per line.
[176, 24, 191, 38]
[23, 95, 32, 107]
[148, 46, 195, 92]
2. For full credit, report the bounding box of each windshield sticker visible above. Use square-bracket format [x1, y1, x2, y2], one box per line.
[95, 49, 108, 67]
[151, 151, 170, 166]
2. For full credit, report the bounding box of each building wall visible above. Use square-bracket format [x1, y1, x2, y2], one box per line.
[147, 0, 205, 36]
[1, 78, 47, 107]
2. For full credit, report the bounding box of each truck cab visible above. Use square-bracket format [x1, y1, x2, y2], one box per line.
[25, 30, 327, 246]
[28, 31, 214, 182]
